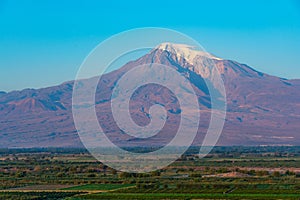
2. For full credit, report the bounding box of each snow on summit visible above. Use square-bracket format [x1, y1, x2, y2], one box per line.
[156, 42, 223, 64]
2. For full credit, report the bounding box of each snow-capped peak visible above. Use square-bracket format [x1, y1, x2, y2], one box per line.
[156, 42, 223, 64]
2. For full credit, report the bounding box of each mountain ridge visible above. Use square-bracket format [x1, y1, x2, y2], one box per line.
[0, 43, 299, 147]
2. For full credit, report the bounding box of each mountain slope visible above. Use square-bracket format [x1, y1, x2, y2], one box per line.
[0, 43, 299, 147]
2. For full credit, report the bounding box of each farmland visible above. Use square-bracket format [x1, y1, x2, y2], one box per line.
[0, 146, 299, 199]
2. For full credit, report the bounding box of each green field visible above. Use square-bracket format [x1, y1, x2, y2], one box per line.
[75, 193, 300, 200]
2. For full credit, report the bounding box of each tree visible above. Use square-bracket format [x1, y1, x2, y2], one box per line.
[272, 171, 280, 177]
[151, 171, 161, 177]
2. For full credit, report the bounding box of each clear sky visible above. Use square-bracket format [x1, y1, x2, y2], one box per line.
[0, 0, 300, 92]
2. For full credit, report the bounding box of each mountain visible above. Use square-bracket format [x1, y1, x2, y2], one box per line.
[0, 43, 299, 148]
[0, 91, 6, 97]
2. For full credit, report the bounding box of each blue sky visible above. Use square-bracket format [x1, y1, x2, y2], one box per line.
[0, 0, 300, 91]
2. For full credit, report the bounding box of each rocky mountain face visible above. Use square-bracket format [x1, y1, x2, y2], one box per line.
[0, 43, 299, 147]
